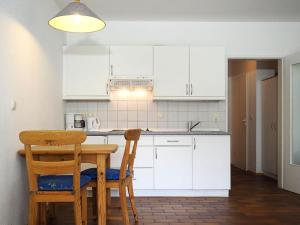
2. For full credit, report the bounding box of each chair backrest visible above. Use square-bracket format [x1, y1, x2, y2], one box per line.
[119, 129, 142, 180]
[19, 130, 86, 192]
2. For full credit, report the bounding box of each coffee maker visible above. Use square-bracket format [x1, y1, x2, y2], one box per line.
[65, 113, 86, 131]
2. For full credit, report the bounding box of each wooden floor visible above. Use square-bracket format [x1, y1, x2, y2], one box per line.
[49, 167, 300, 225]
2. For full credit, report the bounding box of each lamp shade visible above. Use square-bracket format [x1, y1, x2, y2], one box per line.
[49, 1, 105, 33]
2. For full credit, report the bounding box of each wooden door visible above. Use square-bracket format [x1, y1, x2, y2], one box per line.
[262, 76, 278, 177]
[230, 74, 247, 170]
[154, 146, 193, 189]
[153, 46, 190, 97]
[190, 47, 226, 98]
[109, 46, 153, 77]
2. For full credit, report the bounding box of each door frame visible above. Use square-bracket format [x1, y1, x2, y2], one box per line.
[227, 58, 283, 188]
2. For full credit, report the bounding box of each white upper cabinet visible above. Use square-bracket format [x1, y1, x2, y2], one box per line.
[63, 45, 110, 100]
[154, 46, 190, 97]
[109, 46, 153, 77]
[190, 47, 226, 99]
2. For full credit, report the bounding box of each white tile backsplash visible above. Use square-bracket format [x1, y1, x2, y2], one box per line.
[65, 99, 226, 131]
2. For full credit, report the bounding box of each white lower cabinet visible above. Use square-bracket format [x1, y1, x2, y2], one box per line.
[108, 135, 154, 190]
[93, 134, 230, 196]
[154, 146, 193, 189]
[192, 135, 230, 189]
[133, 168, 154, 189]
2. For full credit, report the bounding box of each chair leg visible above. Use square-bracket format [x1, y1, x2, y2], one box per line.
[127, 179, 138, 222]
[74, 197, 83, 225]
[81, 189, 88, 225]
[119, 184, 130, 225]
[28, 195, 37, 225]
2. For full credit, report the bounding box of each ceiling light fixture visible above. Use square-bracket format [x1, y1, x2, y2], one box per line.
[49, 0, 105, 33]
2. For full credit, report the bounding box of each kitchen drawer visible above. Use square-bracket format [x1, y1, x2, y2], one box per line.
[133, 168, 154, 189]
[85, 136, 107, 144]
[111, 146, 153, 168]
[108, 135, 153, 146]
[154, 136, 192, 146]
[108, 135, 125, 146]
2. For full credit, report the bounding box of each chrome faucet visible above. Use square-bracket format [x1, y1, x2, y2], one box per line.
[188, 121, 201, 132]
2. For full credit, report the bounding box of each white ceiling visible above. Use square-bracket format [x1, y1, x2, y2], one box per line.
[55, 0, 300, 21]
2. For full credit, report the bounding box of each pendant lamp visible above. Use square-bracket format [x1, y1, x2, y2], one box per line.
[49, 0, 105, 32]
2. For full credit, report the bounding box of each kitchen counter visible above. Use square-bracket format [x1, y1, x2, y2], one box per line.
[86, 130, 230, 136]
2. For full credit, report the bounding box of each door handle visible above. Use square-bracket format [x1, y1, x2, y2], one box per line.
[110, 65, 113, 76]
[186, 84, 189, 95]
[193, 137, 196, 150]
[190, 84, 193, 95]
[155, 148, 158, 159]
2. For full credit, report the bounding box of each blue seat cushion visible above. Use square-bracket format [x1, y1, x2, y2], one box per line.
[81, 168, 130, 180]
[38, 175, 91, 191]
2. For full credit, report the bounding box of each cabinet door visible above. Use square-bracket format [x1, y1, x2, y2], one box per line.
[154, 46, 190, 97]
[63, 45, 110, 99]
[82, 136, 107, 170]
[133, 168, 154, 189]
[190, 47, 226, 98]
[193, 135, 230, 189]
[110, 46, 153, 77]
[154, 146, 192, 189]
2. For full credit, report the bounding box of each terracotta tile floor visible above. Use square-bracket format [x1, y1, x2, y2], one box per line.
[49, 167, 300, 225]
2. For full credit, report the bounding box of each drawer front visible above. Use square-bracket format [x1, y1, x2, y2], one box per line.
[110, 146, 153, 168]
[108, 135, 153, 146]
[85, 136, 107, 144]
[154, 135, 192, 146]
[133, 168, 154, 189]
[108, 135, 125, 146]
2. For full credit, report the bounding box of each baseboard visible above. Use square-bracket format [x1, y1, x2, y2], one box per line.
[111, 189, 229, 197]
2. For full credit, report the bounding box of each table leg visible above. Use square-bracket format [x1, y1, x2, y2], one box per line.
[97, 155, 106, 225]
[106, 155, 112, 207]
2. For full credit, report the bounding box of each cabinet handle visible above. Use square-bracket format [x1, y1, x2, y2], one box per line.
[110, 65, 113, 76]
[186, 84, 189, 95]
[193, 137, 196, 150]
[166, 140, 179, 143]
[191, 84, 193, 95]
[106, 83, 109, 95]
[155, 148, 158, 159]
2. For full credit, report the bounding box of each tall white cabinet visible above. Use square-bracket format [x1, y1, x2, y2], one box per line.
[154, 46, 190, 97]
[63, 45, 110, 100]
[190, 47, 226, 98]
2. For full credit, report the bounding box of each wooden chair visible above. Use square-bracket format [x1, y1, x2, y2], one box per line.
[82, 129, 142, 225]
[19, 130, 90, 225]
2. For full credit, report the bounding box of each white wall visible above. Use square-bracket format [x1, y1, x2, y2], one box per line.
[66, 21, 300, 58]
[0, 1, 64, 224]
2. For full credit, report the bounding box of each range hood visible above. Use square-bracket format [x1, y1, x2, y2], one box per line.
[108, 77, 153, 91]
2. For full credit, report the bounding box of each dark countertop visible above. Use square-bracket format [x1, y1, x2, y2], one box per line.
[86, 130, 230, 136]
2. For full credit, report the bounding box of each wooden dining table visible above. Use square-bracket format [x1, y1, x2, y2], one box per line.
[18, 144, 118, 225]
